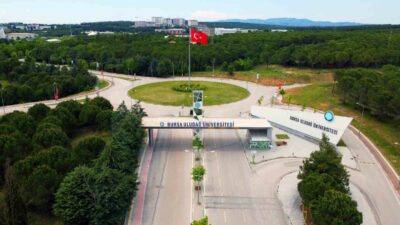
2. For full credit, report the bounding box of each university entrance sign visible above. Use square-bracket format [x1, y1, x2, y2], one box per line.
[142, 117, 271, 130]
[251, 106, 353, 145]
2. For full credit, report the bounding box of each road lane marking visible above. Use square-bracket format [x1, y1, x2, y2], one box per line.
[190, 145, 194, 223]
[224, 211, 227, 223]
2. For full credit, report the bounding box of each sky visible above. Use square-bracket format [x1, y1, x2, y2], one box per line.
[0, 0, 399, 24]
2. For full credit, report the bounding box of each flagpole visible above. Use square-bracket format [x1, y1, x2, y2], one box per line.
[188, 28, 191, 89]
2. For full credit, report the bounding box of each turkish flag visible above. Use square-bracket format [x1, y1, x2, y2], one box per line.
[54, 84, 59, 101]
[190, 29, 208, 45]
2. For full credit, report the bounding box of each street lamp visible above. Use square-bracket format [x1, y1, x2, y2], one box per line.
[1, 87, 5, 114]
[356, 102, 366, 135]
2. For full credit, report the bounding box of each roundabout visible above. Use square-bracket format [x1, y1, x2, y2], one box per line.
[128, 81, 250, 106]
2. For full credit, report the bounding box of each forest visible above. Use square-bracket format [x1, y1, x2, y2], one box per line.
[335, 65, 400, 121]
[0, 98, 146, 225]
[0, 54, 97, 105]
[1, 28, 399, 78]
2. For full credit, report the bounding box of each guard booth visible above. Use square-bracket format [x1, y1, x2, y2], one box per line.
[247, 129, 273, 150]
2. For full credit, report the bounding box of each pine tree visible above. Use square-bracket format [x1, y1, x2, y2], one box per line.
[4, 160, 28, 225]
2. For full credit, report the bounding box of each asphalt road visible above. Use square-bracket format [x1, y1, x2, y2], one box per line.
[343, 129, 400, 225]
[141, 129, 193, 225]
[203, 129, 293, 225]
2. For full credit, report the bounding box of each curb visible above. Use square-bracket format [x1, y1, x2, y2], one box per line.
[348, 125, 400, 195]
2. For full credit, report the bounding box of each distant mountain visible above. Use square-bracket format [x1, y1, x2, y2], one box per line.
[218, 18, 364, 27]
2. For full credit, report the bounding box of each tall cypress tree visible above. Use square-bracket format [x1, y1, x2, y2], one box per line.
[4, 160, 28, 225]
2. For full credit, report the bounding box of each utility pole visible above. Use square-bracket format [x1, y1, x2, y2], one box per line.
[356, 102, 366, 135]
[1, 88, 5, 114]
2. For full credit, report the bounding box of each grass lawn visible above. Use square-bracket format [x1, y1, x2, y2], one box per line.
[71, 127, 111, 147]
[276, 134, 290, 140]
[129, 81, 250, 106]
[193, 65, 333, 86]
[97, 79, 108, 89]
[283, 82, 400, 173]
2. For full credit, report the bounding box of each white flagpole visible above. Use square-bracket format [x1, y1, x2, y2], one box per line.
[188, 28, 191, 89]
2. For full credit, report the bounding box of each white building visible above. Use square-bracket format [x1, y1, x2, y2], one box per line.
[172, 18, 185, 27]
[214, 28, 240, 35]
[0, 28, 6, 39]
[152, 17, 163, 26]
[46, 38, 61, 43]
[271, 29, 288, 32]
[251, 106, 353, 145]
[6, 33, 37, 40]
[162, 18, 173, 26]
[187, 20, 199, 27]
[133, 21, 156, 28]
[15, 25, 26, 30]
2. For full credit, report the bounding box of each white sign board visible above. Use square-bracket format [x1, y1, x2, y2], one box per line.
[251, 106, 353, 145]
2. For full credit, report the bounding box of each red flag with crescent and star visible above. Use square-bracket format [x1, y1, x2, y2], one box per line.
[190, 28, 208, 45]
[54, 84, 59, 101]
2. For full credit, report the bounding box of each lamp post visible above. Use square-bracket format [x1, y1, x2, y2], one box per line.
[1, 87, 5, 114]
[356, 102, 366, 135]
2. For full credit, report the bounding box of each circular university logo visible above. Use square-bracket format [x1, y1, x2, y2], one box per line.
[324, 111, 335, 122]
[160, 122, 165, 127]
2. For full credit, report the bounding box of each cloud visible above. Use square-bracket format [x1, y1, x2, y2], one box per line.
[190, 10, 234, 21]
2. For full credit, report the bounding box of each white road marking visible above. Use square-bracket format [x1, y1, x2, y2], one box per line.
[242, 211, 247, 223]
[224, 211, 227, 223]
[190, 147, 194, 223]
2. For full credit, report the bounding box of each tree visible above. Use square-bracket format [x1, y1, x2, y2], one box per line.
[28, 103, 50, 122]
[48, 107, 76, 131]
[4, 161, 28, 225]
[1, 111, 36, 137]
[298, 173, 347, 207]
[54, 166, 95, 225]
[279, 88, 286, 96]
[192, 136, 204, 161]
[96, 110, 113, 131]
[72, 137, 106, 166]
[227, 64, 235, 76]
[191, 165, 205, 204]
[54, 166, 137, 225]
[57, 100, 82, 119]
[79, 104, 100, 126]
[311, 190, 362, 225]
[33, 127, 70, 150]
[191, 216, 210, 225]
[23, 165, 60, 212]
[298, 134, 349, 190]
[89, 97, 113, 111]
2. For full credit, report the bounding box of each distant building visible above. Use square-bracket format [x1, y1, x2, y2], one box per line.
[271, 29, 288, 32]
[214, 28, 240, 35]
[0, 28, 6, 39]
[152, 17, 163, 26]
[85, 31, 114, 36]
[6, 33, 37, 40]
[162, 18, 173, 26]
[198, 25, 215, 36]
[133, 21, 156, 28]
[187, 20, 199, 27]
[15, 25, 26, 30]
[155, 28, 186, 35]
[214, 28, 259, 35]
[172, 18, 185, 27]
[86, 31, 98, 36]
[46, 38, 61, 43]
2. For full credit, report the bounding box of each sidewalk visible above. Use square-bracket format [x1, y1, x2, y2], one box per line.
[129, 130, 158, 225]
[277, 172, 378, 225]
[237, 127, 360, 171]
